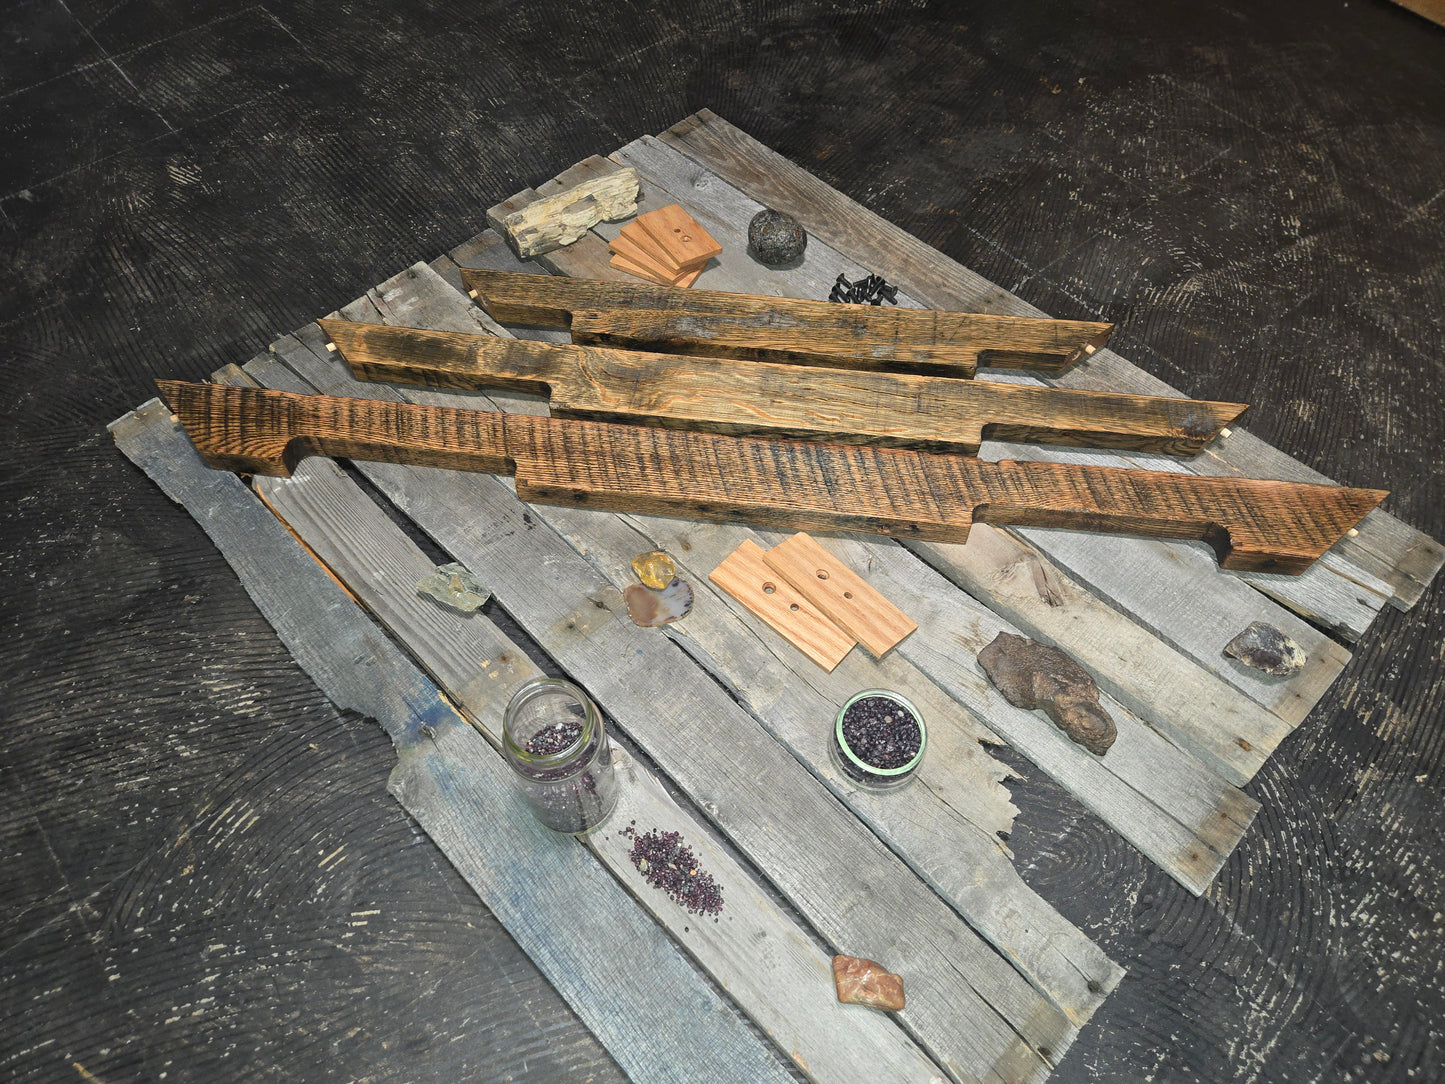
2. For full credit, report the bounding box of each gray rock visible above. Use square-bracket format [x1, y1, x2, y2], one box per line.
[977, 632, 1117, 756]
[1224, 621, 1307, 676]
[747, 209, 807, 265]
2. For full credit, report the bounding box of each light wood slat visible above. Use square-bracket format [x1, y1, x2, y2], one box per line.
[278, 260, 1120, 1024]
[762, 532, 918, 659]
[586, 137, 1355, 715]
[260, 283, 1071, 1084]
[709, 539, 857, 671]
[658, 109, 1443, 619]
[108, 399, 802, 1084]
[245, 446, 949, 1084]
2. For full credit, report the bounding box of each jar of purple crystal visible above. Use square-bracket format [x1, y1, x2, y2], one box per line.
[502, 677, 618, 834]
[831, 690, 927, 791]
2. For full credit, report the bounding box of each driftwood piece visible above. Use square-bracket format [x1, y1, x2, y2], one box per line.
[321, 318, 1246, 456]
[487, 168, 640, 259]
[978, 632, 1117, 756]
[459, 267, 1112, 377]
[156, 379, 1386, 574]
[833, 956, 906, 1012]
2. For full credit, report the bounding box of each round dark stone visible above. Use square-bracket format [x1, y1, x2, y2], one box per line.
[747, 208, 807, 265]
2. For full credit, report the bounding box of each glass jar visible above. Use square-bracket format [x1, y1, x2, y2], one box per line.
[830, 689, 927, 790]
[502, 677, 618, 834]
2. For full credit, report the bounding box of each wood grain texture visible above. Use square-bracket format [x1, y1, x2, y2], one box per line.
[635, 202, 723, 268]
[247, 444, 949, 1084]
[595, 135, 1376, 688]
[430, 233, 1261, 896]
[487, 163, 639, 258]
[762, 532, 917, 659]
[313, 256, 1124, 1028]
[659, 109, 1443, 615]
[460, 267, 1112, 377]
[254, 329, 1073, 1084]
[709, 538, 857, 670]
[321, 317, 1246, 456]
[109, 399, 801, 1084]
[157, 378, 1386, 574]
[908, 526, 1294, 785]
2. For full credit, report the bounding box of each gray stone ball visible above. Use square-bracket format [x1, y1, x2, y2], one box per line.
[747, 209, 807, 266]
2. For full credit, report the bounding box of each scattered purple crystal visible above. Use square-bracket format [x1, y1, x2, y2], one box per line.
[524, 719, 584, 757]
[621, 824, 725, 919]
[840, 695, 922, 769]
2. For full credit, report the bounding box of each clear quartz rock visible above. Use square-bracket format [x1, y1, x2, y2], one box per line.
[416, 562, 492, 612]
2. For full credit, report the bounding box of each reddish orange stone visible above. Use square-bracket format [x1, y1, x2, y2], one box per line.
[832, 954, 905, 1012]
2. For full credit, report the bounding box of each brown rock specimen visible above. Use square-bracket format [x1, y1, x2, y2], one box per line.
[1224, 621, 1307, 676]
[832, 954, 905, 1012]
[978, 631, 1117, 756]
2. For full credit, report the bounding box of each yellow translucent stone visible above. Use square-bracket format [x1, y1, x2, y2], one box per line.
[630, 550, 676, 590]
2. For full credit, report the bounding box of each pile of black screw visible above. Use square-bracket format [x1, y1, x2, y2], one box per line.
[828, 272, 899, 305]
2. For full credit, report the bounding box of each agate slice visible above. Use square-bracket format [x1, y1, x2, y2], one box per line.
[623, 577, 694, 627]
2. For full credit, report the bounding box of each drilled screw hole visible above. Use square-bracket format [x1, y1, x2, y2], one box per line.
[789, 603, 800, 611]
[843, 591, 854, 599]
[816, 569, 830, 580]
[762, 583, 776, 594]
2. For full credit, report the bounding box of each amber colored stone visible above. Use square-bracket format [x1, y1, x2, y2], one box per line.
[631, 550, 677, 590]
[832, 954, 905, 1012]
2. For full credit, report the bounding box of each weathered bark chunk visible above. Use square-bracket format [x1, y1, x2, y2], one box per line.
[978, 632, 1117, 756]
[1224, 621, 1306, 676]
[492, 168, 640, 259]
[832, 954, 905, 1012]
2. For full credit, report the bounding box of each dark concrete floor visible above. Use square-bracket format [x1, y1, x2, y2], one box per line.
[2, 1, 1443, 1080]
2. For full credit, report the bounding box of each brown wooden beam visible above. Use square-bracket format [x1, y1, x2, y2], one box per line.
[457, 268, 1112, 378]
[157, 380, 1386, 574]
[320, 319, 1243, 457]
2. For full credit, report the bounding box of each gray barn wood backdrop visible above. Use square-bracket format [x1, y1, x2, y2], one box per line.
[3, 1, 1442, 1081]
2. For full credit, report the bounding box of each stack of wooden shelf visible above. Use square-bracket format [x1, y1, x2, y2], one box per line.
[607, 202, 722, 286]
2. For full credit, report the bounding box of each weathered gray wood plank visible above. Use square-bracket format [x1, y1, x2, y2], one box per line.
[659, 109, 1443, 617]
[908, 526, 1293, 785]
[261, 278, 1074, 1082]
[246, 445, 949, 1084]
[441, 228, 1258, 892]
[589, 135, 1353, 718]
[109, 399, 802, 1084]
[345, 260, 1126, 1003]
[364, 259, 1126, 1025]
